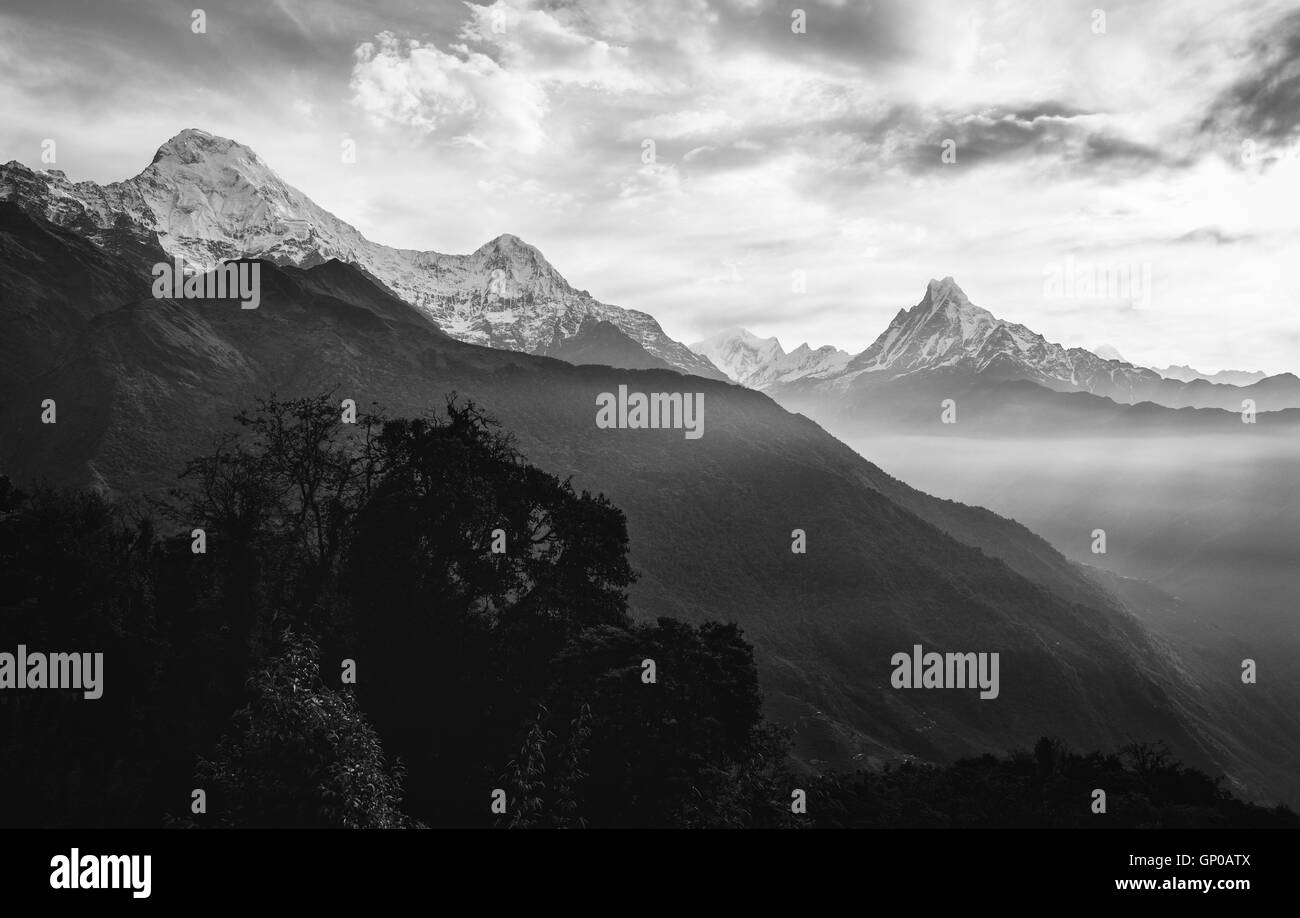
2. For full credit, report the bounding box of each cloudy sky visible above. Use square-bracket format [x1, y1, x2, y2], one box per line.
[2, 0, 1299, 372]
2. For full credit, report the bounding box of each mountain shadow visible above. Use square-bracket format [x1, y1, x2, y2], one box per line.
[1, 202, 1296, 805]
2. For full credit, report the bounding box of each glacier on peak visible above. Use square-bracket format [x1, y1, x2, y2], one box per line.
[0, 129, 726, 381]
[690, 327, 851, 389]
[150, 127, 262, 166]
[793, 278, 1186, 405]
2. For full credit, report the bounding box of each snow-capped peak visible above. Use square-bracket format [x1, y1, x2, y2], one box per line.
[695, 326, 781, 349]
[472, 233, 535, 258]
[690, 327, 850, 389]
[467, 233, 574, 298]
[690, 327, 784, 382]
[0, 129, 727, 380]
[150, 128, 262, 167]
[845, 278, 1005, 376]
[924, 276, 970, 306]
[918, 277, 983, 326]
[821, 278, 1172, 402]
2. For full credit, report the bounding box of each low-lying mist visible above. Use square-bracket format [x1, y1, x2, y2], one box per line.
[850, 432, 1300, 650]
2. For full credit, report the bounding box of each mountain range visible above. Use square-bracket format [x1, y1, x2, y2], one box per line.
[706, 278, 1300, 421]
[0, 128, 726, 381]
[729, 278, 1300, 435]
[689, 327, 851, 390]
[8, 128, 1289, 423]
[1155, 365, 1269, 386]
[2, 131, 1298, 804]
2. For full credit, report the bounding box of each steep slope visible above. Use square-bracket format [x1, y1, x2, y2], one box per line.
[2, 208, 1292, 802]
[0, 203, 164, 394]
[1085, 567, 1300, 803]
[0, 129, 725, 380]
[540, 317, 677, 371]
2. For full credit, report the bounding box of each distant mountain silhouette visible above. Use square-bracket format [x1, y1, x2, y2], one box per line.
[767, 279, 1300, 433]
[1155, 364, 1269, 386]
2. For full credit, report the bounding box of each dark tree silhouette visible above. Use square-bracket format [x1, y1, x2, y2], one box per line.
[341, 398, 637, 823]
[4, 390, 1296, 830]
[177, 630, 415, 829]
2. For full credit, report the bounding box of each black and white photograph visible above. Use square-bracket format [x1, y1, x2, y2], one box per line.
[0, 0, 1296, 902]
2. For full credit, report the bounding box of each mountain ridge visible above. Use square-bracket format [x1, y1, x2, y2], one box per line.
[761, 278, 1300, 423]
[1155, 364, 1269, 386]
[0, 128, 727, 381]
[690, 327, 851, 389]
[695, 278, 1298, 413]
[540, 316, 677, 371]
[5, 200, 1293, 800]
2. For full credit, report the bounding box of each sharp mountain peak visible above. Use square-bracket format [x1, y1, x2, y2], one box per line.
[918, 276, 984, 315]
[0, 127, 729, 381]
[926, 275, 964, 297]
[472, 232, 549, 263]
[150, 128, 262, 167]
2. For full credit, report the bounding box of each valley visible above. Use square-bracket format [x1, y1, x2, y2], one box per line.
[2, 129, 1297, 810]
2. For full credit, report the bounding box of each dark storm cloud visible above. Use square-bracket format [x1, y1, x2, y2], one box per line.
[807, 105, 1184, 177]
[660, 100, 1182, 210]
[1202, 9, 1300, 143]
[0, 0, 467, 105]
[929, 110, 1182, 170]
[1080, 134, 1183, 168]
[929, 111, 1077, 165]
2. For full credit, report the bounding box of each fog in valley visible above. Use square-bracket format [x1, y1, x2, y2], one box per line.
[852, 432, 1300, 656]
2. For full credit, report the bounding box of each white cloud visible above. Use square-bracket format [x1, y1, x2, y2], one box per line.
[624, 109, 739, 141]
[6, 0, 1296, 371]
[683, 145, 716, 161]
[459, 0, 652, 93]
[350, 32, 548, 152]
